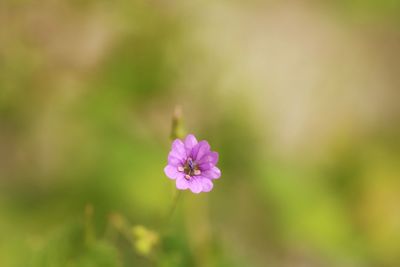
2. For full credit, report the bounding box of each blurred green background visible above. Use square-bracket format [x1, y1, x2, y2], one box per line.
[1, 0, 400, 266]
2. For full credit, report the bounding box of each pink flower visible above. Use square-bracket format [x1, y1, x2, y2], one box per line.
[164, 134, 221, 193]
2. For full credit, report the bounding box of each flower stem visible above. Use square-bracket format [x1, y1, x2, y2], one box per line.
[161, 189, 182, 232]
[168, 190, 181, 220]
[170, 105, 185, 140]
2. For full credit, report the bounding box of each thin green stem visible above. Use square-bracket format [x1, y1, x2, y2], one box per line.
[160, 189, 182, 233]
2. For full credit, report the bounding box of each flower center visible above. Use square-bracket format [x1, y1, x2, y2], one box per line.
[178, 157, 201, 180]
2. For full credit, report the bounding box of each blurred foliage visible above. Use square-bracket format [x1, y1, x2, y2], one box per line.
[1, 0, 400, 267]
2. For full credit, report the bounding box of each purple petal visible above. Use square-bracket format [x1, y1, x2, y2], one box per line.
[176, 177, 189, 190]
[164, 165, 182, 180]
[197, 151, 219, 170]
[209, 151, 219, 164]
[188, 177, 203, 194]
[202, 166, 221, 179]
[192, 141, 210, 161]
[171, 139, 186, 158]
[198, 162, 213, 171]
[184, 134, 198, 155]
[168, 153, 184, 166]
[168, 139, 187, 166]
[201, 178, 214, 192]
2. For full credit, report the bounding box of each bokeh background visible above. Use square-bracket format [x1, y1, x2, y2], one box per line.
[1, 0, 400, 266]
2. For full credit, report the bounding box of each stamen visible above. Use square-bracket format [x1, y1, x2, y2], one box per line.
[185, 174, 191, 180]
[188, 157, 194, 170]
[178, 166, 184, 172]
[194, 170, 201, 175]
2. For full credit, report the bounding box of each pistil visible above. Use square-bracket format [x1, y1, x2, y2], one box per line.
[177, 157, 202, 180]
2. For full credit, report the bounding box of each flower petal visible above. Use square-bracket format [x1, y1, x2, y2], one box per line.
[188, 177, 203, 194]
[184, 134, 198, 154]
[202, 166, 221, 179]
[176, 177, 189, 190]
[192, 141, 210, 161]
[164, 165, 181, 179]
[201, 178, 214, 192]
[209, 151, 219, 164]
[197, 151, 219, 170]
[171, 139, 186, 158]
[168, 139, 186, 166]
[168, 154, 184, 166]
